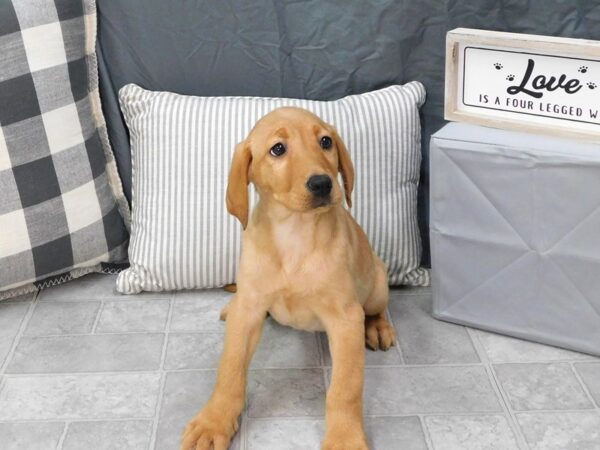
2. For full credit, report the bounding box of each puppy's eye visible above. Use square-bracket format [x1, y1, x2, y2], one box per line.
[270, 142, 286, 157]
[320, 136, 333, 150]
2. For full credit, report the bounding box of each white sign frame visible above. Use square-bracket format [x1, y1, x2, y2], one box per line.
[445, 28, 600, 141]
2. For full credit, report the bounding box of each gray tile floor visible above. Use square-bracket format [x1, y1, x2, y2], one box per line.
[1, 274, 599, 450]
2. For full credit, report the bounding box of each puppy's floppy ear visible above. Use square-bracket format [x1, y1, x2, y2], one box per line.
[226, 140, 252, 229]
[332, 129, 354, 208]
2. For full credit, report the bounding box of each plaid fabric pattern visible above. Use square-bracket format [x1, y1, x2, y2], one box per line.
[0, 0, 130, 299]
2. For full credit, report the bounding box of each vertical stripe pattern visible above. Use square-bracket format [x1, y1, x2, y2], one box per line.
[116, 83, 429, 294]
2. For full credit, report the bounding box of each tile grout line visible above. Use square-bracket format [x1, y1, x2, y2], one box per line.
[240, 411, 247, 450]
[37, 293, 174, 302]
[241, 409, 550, 421]
[13, 330, 187, 338]
[310, 338, 328, 447]
[418, 415, 435, 450]
[245, 414, 326, 421]
[0, 417, 155, 424]
[90, 301, 105, 334]
[466, 328, 530, 450]
[0, 409, 576, 424]
[316, 333, 330, 391]
[499, 407, 598, 414]
[486, 364, 531, 450]
[465, 328, 487, 364]
[315, 332, 327, 450]
[4, 362, 505, 378]
[148, 296, 175, 450]
[569, 362, 599, 409]
[56, 421, 70, 450]
[0, 290, 39, 379]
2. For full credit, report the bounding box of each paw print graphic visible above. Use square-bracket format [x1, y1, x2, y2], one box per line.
[493, 63, 503, 70]
[579, 66, 588, 74]
[506, 74, 515, 81]
[588, 82, 597, 90]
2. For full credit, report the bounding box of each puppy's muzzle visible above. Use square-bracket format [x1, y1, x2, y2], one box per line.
[306, 174, 332, 207]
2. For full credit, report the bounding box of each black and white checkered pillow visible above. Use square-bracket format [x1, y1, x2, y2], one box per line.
[0, 0, 130, 299]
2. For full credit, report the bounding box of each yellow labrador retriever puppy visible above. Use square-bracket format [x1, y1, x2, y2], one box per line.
[181, 107, 396, 450]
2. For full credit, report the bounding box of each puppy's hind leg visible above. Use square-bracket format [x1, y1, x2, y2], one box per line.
[365, 313, 395, 351]
[223, 283, 237, 293]
[363, 259, 396, 351]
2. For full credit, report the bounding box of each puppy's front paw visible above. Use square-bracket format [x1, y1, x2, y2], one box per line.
[322, 429, 369, 450]
[180, 406, 238, 450]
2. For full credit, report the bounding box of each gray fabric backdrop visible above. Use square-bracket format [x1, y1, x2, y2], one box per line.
[97, 0, 600, 266]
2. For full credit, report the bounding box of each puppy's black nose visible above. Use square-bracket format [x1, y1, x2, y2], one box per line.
[306, 174, 332, 197]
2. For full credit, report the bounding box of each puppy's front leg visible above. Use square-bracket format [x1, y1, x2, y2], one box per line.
[181, 296, 266, 450]
[322, 302, 369, 450]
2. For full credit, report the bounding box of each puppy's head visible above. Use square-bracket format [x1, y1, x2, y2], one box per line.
[227, 107, 354, 229]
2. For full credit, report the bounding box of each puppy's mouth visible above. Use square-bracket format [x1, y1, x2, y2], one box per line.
[311, 196, 332, 209]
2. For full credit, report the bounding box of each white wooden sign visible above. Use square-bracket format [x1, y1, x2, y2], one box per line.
[445, 28, 600, 140]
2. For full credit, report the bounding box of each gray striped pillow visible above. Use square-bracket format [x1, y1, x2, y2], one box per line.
[117, 83, 429, 294]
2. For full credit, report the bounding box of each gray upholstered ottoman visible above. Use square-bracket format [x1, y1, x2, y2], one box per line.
[430, 123, 600, 356]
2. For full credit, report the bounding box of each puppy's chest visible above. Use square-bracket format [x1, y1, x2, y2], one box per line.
[251, 221, 349, 331]
[279, 249, 333, 281]
[267, 244, 339, 332]
[268, 289, 326, 332]
[271, 223, 342, 277]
